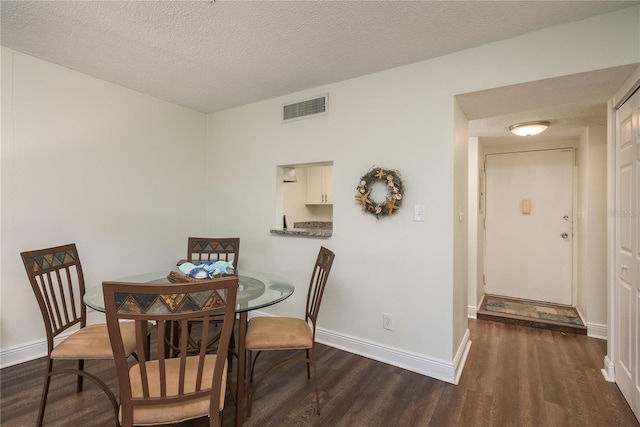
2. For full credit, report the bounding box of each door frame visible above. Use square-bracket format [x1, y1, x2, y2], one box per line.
[605, 67, 640, 392]
[482, 146, 579, 306]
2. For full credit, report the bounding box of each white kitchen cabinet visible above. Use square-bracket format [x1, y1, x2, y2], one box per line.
[306, 165, 333, 205]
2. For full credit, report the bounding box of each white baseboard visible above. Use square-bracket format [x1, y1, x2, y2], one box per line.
[587, 322, 607, 340]
[315, 328, 464, 384]
[1, 313, 104, 369]
[6, 312, 472, 386]
[574, 307, 607, 339]
[601, 354, 615, 382]
[1, 332, 71, 369]
[468, 304, 477, 319]
[452, 329, 472, 385]
[249, 311, 469, 385]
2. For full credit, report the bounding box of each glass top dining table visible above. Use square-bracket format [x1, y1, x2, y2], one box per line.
[83, 269, 295, 314]
[83, 268, 294, 427]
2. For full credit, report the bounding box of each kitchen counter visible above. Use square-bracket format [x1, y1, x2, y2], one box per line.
[270, 221, 332, 238]
[270, 228, 332, 237]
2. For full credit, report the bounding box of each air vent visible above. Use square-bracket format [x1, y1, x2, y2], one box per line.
[282, 94, 328, 122]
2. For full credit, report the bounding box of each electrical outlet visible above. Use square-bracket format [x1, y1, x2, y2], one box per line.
[383, 313, 393, 330]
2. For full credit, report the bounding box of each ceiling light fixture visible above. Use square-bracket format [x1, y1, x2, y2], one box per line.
[509, 121, 550, 137]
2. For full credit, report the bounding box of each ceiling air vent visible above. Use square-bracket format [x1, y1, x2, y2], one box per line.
[282, 94, 328, 122]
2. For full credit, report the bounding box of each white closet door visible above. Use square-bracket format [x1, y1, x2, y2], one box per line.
[615, 88, 640, 418]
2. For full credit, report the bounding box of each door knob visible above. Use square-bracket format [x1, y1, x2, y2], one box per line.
[622, 264, 629, 270]
[561, 232, 569, 239]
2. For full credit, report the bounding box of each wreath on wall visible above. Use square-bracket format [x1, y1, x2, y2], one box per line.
[355, 167, 404, 218]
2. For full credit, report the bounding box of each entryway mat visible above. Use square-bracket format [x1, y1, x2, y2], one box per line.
[482, 295, 585, 328]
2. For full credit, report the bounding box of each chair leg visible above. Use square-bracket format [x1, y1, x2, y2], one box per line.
[76, 359, 85, 392]
[248, 350, 263, 384]
[246, 350, 254, 417]
[309, 357, 320, 415]
[209, 409, 222, 427]
[36, 358, 53, 427]
[36, 359, 119, 427]
[306, 348, 320, 414]
[246, 351, 323, 417]
[52, 368, 120, 425]
[246, 350, 266, 417]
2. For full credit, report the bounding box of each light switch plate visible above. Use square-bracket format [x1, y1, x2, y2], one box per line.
[414, 204, 425, 221]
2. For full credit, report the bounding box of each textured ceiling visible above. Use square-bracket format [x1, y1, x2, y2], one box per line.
[458, 64, 639, 145]
[1, 1, 639, 143]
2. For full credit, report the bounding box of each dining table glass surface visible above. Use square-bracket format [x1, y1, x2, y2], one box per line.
[83, 269, 295, 313]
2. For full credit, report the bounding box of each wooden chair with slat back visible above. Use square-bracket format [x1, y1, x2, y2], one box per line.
[103, 276, 238, 427]
[20, 243, 150, 427]
[185, 237, 240, 355]
[245, 246, 335, 417]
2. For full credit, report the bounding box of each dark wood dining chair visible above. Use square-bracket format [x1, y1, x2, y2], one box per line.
[245, 246, 335, 416]
[20, 243, 150, 427]
[185, 237, 240, 354]
[102, 276, 238, 427]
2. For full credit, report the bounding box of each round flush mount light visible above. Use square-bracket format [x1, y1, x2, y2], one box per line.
[509, 121, 550, 137]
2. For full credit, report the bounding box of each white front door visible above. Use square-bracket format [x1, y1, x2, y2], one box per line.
[485, 149, 574, 305]
[615, 87, 640, 418]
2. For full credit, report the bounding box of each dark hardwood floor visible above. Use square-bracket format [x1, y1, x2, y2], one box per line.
[2, 319, 638, 427]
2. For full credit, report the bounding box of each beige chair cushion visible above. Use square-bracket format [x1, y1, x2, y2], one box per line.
[51, 321, 150, 360]
[245, 316, 313, 351]
[124, 355, 227, 426]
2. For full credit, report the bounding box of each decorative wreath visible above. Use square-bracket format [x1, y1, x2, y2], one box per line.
[355, 167, 404, 218]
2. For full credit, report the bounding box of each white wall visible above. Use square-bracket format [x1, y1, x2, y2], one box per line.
[205, 6, 640, 382]
[578, 125, 608, 337]
[453, 99, 470, 372]
[208, 70, 459, 374]
[467, 136, 482, 316]
[477, 142, 486, 311]
[1, 48, 208, 366]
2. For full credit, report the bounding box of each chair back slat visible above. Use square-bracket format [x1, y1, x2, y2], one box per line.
[187, 237, 240, 270]
[39, 274, 60, 330]
[52, 269, 71, 327]
[103, 276, 238, 425]
[305, 246, 335, 330]
[21, 244, 86, 347]
[178, 318, 188, 395]
[63, 267, 78, 321]
[195, 318, 209, 390]
[41, 267, 78, 331]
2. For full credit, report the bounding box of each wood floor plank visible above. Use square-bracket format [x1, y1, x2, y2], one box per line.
[2, 319, 638, 427]
[459, 391, 494, 427]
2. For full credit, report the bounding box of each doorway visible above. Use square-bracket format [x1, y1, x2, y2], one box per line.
[484, 149, 574, 305]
